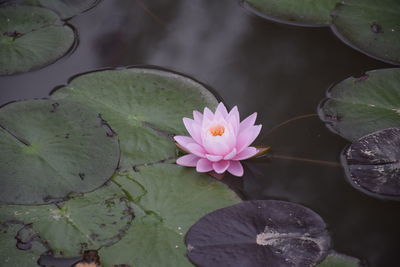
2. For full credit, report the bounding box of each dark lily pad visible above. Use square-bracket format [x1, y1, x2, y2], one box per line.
[0, 99, 120, 204]
[318, 68, 400, 142]
[317, 252, 361, 267]
[20, 0, 100, 19]
[0, 222, 47, 267]
[342, 127, 400, 200]
[51, 67, 219, 169]
[243, 0, 338, 26]
[99, 164, 241, 267]
[185, 200, 331, 267]
[331, 0, 400, 65]
[0, 5, 75, 75]
[0, 183, 134, 257]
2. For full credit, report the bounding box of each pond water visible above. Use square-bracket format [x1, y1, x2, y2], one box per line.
[1, 0, 399, 266]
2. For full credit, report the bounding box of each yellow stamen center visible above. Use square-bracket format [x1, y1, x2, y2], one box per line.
[209, 125, 225, 136]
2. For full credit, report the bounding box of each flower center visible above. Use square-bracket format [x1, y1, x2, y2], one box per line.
[209, 125, 225, 136]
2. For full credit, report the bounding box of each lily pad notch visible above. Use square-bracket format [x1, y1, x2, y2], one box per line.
[0, 99, 121, 204]
[50, 66, 221, 169]
[318, 68, 400, 142]
[0, 4, 77, 75]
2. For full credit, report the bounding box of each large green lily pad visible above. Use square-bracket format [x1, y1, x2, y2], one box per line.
[0, 99, 120, 204]
[51, 67, 219, 169]
[0, 183, 133, 258]
[0, 222, 47, 267]
[99, 164, 241, 267]
[20, 0, 100, 19]
[331, 0, 400, 65]
[243, 0, 338, 26]
[1, 67, 239, 266]
[318, 68, 400, 142]
[0, 5, 75, 75]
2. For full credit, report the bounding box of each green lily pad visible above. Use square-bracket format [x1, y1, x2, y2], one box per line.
[341, 127, 400, 200]
[0, 183, 134, 257]
[0, 5, 75, 75]
[331, 0, 400, 65]
[51, 67, 219, 169]
[20, 0, 100, 19]
[243, 0, 338, 26]
[318, 68, 400, 142]
[99, 164, 241, 267]
[0, 222, 47, 267]
[317, 252, 361, 267]
[0, 99, 120, 204]
[1, 67, 238, 266]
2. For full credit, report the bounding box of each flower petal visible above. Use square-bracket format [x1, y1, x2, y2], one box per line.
[174, 136, 195, 147]
[233, 147, 258, 160]
[203, 107, 214, 120]
[183, 118, 202, 144]
[224, 148, 237, 160]
[227, 106, 240, 135]
[206, 154, 223, 162]
[213, 160, 230, 174]
[214, 109, 225, 121]
[236, 125, 262, 153]
[227, 161, 244, 177]
[186, 143, 206, 157]
[196, 158, 213, 172]
[193, 110, 203, 124]
[216, 102, 229, 118]
[228, 106, 239, 119]
[239, 112, 257, 133]
[202, 135, 233, 156]
[176, 154, 199, 167]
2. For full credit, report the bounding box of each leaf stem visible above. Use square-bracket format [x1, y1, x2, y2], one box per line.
[0, 125, 31, 146]
[266, 113, 319, 137]
[133, 0, 166, 26]
[269, 154, 341, 167]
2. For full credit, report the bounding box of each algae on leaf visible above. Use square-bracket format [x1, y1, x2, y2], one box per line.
[0, 183, 134, 257]
[99, 164, 241, 267]
[0, 223, 47, 267]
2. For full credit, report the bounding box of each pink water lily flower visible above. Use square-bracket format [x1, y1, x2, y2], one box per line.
[174, 103, 262, 177]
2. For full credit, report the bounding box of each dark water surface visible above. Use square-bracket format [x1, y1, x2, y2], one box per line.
[1, 0, 399, 266]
